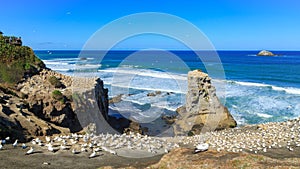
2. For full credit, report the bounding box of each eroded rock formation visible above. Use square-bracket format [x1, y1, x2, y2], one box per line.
[174, 70, 237, 135]
[0, 69, 110, 141]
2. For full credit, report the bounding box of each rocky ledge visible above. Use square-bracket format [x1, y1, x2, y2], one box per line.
[0, 69, 109, 141]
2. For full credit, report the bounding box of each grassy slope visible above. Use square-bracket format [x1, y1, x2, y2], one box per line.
[0, 34, 45, 86]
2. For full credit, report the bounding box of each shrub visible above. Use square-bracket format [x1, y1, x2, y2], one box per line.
[52, 90, 64, 100]
[49, 76, 63, 88]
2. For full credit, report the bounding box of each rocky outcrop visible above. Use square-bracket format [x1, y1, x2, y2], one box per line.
[173, 70, 236, 135]
[0, 69, 110, 141]
[257, 50, 276, 56]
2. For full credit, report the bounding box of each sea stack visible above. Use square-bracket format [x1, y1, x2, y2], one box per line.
[257, 50, 276, 56]
[174, 70, 237, 136]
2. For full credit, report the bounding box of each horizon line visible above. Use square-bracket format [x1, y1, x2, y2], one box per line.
[33, 49, 300, 52]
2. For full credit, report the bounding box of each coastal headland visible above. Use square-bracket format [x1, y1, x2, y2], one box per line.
[1, 33, 300, 168]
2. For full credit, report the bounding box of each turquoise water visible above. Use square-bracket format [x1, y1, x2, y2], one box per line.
[35, 50, 300, 125]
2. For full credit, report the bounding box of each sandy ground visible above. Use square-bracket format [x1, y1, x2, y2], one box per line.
[0, 146, 162, 169]
[2, 145, 300, 169]
[2, 138, 300, 169]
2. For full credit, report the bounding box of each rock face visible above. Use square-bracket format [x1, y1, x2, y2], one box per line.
[174, 70, 236, 135]
[257, 50, 276, 56]
[0, 69, 110, 141]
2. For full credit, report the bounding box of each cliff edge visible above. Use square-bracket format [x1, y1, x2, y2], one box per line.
[0, 33, 110, 141]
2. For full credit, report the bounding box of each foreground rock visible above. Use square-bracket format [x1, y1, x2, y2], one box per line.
[0, 69, 109, 141]
[257, 50, 276, 56]
[149, 148, 300, 169]
[174, 70, 237, 135]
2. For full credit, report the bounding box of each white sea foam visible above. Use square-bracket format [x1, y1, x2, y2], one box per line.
[272, 86, 300, 95]
[43, 61, 70, 65]
[110, 84, 187, 94]
[256, 113, 273, 118]
[51, 68, 70, 72]
[98, 68, 187, 81]
[75, 64, 102, 69]
[234, 81, 270, 87]
[120, 94, 183, 112]
[233, 81, 300, 95]
[43, 58, 101, 72]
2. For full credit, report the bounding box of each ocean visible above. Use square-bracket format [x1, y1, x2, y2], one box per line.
[35, 50, 300, 126]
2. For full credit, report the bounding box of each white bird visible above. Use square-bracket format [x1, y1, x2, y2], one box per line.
[26, 147, 34, 155]
[35, 138, 41, 143]
[0, 144, 3, 150]
[94, 147, 101, 152]
[108, 149, 117, 155]
[22, 143, 27, 149]
[48, 145, 54, 152]
[31, 140, 37, 145]
[45, 136, 51, 142]
[72, 149, 80, 154]
[38, 142, 44, 147]
[89, 151, 97, 159]
[12, 139, 18, 147]
[81, 147, 87, 152]
[60, 144, 69, 150]
[194, 143, 209, 153]
[263, 148, 267, 153]
[5, 137, 10, 141]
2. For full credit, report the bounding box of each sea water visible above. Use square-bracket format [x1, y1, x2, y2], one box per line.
[35, 50, 300, 126]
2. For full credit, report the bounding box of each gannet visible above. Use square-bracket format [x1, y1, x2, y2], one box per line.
[89, 151, 97, 159]
[47, 145, 54, 152]
[26, 147, 34, 155]
[94, 147, 101, 152]
[35, 138, 41, 143]
[12, 139, 18, 147]
[22, 143, 27, 149]
[194, 143, 209, 153]
[45, 136, 51, 142]
[81, 147, 87, 152]
[60, 144, 69, 150]
[31, 139, 37, 145]
[72, 149, 80, 154]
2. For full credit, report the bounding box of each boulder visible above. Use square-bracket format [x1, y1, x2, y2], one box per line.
[173, 70, 236, 136]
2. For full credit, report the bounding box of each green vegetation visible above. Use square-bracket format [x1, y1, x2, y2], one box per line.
[187, 130, 194, 136]
[0, 32, 45, 86]
[52, 90, 64, 100]
[48, 76, 63, 88]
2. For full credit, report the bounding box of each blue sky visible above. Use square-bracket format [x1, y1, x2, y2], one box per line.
[0, 0, 300, 50]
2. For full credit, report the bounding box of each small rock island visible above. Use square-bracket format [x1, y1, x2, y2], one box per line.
[257, 50, 277, 56]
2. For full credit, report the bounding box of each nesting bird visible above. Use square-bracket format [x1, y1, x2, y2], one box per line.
[72, 148, 80, 154]
[194, 143, 209, 154]
[26, 147, 34, 155]
[12, 139, 18, 148]
[22, 143, 27, 149]
[89, 151, 97, 159]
